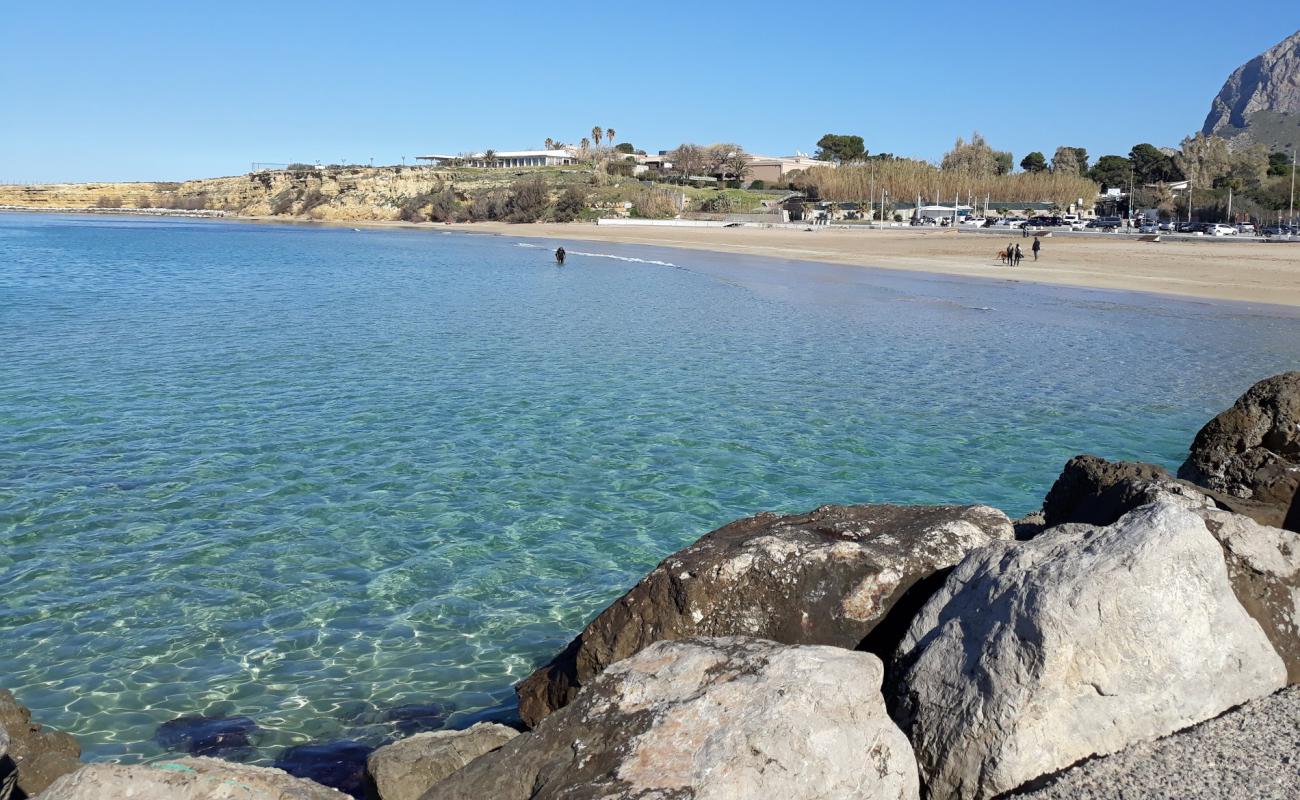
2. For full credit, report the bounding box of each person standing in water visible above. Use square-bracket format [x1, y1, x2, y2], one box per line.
[1032, 237, 1041, 261]
[555, 247, 566, 265]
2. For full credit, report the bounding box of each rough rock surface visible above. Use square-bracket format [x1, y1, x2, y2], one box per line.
[1040, 455, 1177, 527]
[1178, 372, 1300, 513]
[427, 637, 919, 800]
[0, 689, 80, 799]
[1202, 30, 1300, 136]
[1198, 506, 1300, 683]
[517, 503, 1012, 726]
[1038, 455, 1300, 683]
[1013, 686, 1300, 799]
[37, 757, 351, 799]
[367, 723, 517, 800]
[891, 501, 1286, 800]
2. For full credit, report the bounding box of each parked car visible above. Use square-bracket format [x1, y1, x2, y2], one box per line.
[1206, 224, 1237, 236]
[1158, 221, 1178, 232]
[1024, 215, 1066, 228]
[1236, 222, 1256, 234]
[960, 216, 988, 227]
[1176, 221, 1203, 234]
[993, 217, 1027, 227]
[1087, 217, 1123, 231]
[1138, 221, 1160, 234]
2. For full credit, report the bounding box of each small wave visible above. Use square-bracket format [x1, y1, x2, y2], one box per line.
[567, 251, 679, 268]
[515, 242, 545, 248]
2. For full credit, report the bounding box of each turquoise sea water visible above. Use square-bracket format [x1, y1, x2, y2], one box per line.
[3, 212, 1299, 763]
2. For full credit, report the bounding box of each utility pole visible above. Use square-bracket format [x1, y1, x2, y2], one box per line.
[1290, 146, 1296, 227]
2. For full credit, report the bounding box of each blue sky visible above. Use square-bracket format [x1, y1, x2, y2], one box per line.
[2, 2, 1297, 182]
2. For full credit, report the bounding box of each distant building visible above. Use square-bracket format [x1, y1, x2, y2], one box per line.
[744, 154, 834, 184]
[416, 149, 579, 168]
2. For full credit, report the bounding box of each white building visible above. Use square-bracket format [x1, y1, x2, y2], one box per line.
[416, 149, 579, 168]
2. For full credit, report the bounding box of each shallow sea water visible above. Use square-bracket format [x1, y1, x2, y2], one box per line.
[2, 213, 1299, 762]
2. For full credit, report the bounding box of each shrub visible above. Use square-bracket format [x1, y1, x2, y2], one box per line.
[552, 186, 587, 222]
[629, 186, 679, 219]
[398, 192, 432, 222]
[428, 188, 461, 222]
[94, 195, 122, 208]
[270, 190, 297, 215]
[286, 163, 313, 172]
[748, 179, 766, 190]
[698, 194, 733, 213]
[469, 191, 507, 221]
[506, 176, 548, 222]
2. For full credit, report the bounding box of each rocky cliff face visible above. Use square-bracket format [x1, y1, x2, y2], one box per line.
[1202, 29, 1300, 149]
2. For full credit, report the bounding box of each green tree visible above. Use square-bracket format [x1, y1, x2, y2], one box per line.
[1129, 143, 1182, 183]
[614, 142, 635, 154]
[1089, 155, 1133, 190]
[994, 150, 1013, 175]
[1020, 151, 1048, 173]
[1268, 151, 1292, 176]
[592, 126, 603, 149]
[814, 134, 866, 163]
[552, 185, 587, 222]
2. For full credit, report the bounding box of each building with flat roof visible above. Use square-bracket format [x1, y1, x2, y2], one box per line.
[744, 154, 833, 184]
[416, 150, 579, 168]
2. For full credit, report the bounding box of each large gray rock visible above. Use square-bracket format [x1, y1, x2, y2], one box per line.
[428, 637, 919, 800]
[0, 689, 80, 799]
[2, 726, 13, 800]
[367, 723, 517, 800]
[1016, 686, 1300, 800]
[1039, 455, 1300, 682]
[37, 757, 351, 799]
[1179, 372, 1300, 515]
[1202, 30, 1300, 137]
[891, 501, 1286, 800]
[1198, 506, 1300, 683]
[517, 503, 1012, 726]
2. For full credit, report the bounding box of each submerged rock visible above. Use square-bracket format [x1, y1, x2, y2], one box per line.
[1178, 371, 1300, 517]
[155, 714, 261, 758]
[0, 689, 81, 799]
[38, 756, 350, 799]
[516, 502, 1012, 726]
[380, 704, 454, 737]
[367, 723, 517, 800]
[891, 501, 1286, 800]
[427, 637, 919, 800]
[273, 741, 376, 799]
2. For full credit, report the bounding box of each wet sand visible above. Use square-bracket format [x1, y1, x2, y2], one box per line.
[435, 222, 1300, 307]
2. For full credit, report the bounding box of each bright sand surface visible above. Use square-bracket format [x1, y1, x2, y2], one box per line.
[429, 222, 1300, 307]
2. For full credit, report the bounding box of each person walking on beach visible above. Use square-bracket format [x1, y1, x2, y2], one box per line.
[555, 247, 566, 265]
[1014, 243, 1023, 266]
[1032, 237, 1041, 261]
[1006, 242, 1015, 265]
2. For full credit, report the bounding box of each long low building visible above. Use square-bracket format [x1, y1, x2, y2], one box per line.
[416, 150, 579, 168]
[744, 154, 833, 183]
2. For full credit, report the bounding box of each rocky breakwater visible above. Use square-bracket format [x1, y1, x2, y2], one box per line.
[0, 690, 80, 799]
[516, 503, 1014, 726]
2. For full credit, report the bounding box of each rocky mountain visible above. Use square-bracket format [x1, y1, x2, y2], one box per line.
[1202, 29, 1300, 151]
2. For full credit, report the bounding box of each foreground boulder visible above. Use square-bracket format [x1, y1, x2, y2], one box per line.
[1017, 686, 1300, 799]
[367, 724, 517, 800]
[428, 637, 919, 800]
[1039, 455, 1300, 682]
[38, 757, 350, 799]
[891, 501, 1286, 800]
[0, 689, 80, 798]
[1179, 371, 1300, 513]
[517, 503, 1012, 725]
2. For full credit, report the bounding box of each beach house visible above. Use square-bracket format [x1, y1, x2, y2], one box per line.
[415, 150, 579, 168]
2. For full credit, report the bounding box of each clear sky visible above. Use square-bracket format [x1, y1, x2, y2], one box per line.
[2, 1, 1297, 182]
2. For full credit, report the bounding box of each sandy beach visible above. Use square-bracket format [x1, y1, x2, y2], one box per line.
[426, 221, 1300, 307]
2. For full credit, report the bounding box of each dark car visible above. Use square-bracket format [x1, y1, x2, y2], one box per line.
[1024, 215, 1065, 228]
[1087, 217, 1123, 231]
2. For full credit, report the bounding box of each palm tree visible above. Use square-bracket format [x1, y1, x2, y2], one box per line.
[592, 126, 603, 149]
[483, 149, 496, 168]
[606, 128, 616, 148]
[544, 138, 554, 150]
[580, 137, 590, 153]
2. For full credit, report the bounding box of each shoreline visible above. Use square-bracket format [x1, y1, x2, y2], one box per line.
[6, 208, 1300, 307]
